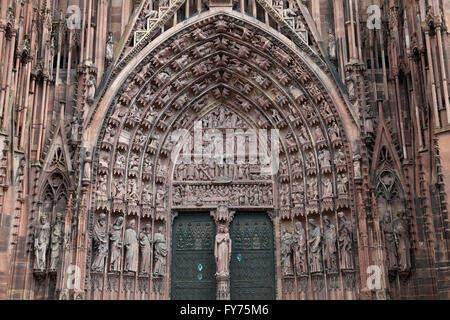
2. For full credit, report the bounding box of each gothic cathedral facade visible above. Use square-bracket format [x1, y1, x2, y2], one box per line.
[0, 0, 449, 300]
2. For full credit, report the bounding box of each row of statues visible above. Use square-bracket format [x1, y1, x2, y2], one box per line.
[91, 215, 167, 276]
[173, 183, 273, 207]
[280, 213, 354, 276]
[381, 210, 411, 272]
[174, 159, 271, 182]
[33, 214, 64, 272]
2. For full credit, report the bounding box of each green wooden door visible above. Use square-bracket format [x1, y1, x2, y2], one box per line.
[171, 213, 216, 300]
[230, 213, 276, 300]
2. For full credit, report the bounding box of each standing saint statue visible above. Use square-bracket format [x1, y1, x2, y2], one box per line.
[338, 212, 354, 270]
[281, 228, 294, 276]
[153, 227, 168, 277]
[308, 219, 323, 273]
[49, 213, 64, 271]
[91, 213, 108, 272]
[215, 225, 232, 277]
[393, 210, 411, 271]
[34, 214, 51, 271]
[109, 216, 124, 272]
[139, 224, 153, 275]
[323, 216, 338, 272]
[124, 219, 139, 273]
[293, 222, 308, 275]
[381, 212, 398, 270]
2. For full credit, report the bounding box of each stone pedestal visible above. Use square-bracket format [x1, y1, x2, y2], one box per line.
[216, 274, 230, 300]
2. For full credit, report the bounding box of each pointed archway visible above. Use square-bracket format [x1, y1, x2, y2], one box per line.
[81, 10, 360, 300]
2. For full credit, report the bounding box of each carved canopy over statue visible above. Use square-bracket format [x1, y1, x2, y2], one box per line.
[215, 224, 232, 277]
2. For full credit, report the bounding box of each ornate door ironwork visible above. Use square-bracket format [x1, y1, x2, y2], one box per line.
[171, 213, 216, 300]
[230, 213, 276, 300]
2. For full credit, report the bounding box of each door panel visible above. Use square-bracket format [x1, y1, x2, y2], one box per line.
[230, 213, 275, 300]
[171, 213, 216, 300]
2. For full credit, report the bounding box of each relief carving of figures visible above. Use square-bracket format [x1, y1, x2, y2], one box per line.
[112, 104, 128, 120]
[381, 213, 398, 270]
[127, 179, 139, 203]
[215, 225, 232, 277]
[129, 104, 142, 122]
[142, 184, 153, 204]
[96, 175, 108, 202]
[319, 150, 331, 168]
[314, 126, 325, 142]
[49, 213, 64, 271]
[338, 212, 354, 270]
[112, 179, 125, 200]
[393, 210, 411, 271]
[92, 214, 108, 272]
[109, 217, 124, 272]
[279, 184, 290, 207]
[105, 124, 117, 144]
[323, 216, 338, 273]
[322, 179, 333, 198]
[115, 153, 126, 169]
[330, 122, 341, 141]
[124, 219, 139, 273]
[308, 219, 322, 273]
[153, 227, 168, 277]
[139, 224, 153, 275]
[34, 215, 51, 271]
[306, 153, 316, 169]
[307, 178, 318, 202]
[281, 228, 294, 276]
[156, 188, 167, 208]
[143, 157, 153, 173]
[334, 149, 346, 166]
[293, 222, 308, 275]
[292, 182, 304, 206]
[129, 154, 139, 171]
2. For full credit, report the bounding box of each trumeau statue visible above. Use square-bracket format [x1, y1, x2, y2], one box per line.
[153, 227, 168, 277]
[308, 219, 322, 273]
[338, 212, 354, 270]
[49, 213, 64, 271]
[293, 222, 308, 275]
[109, 216, 124, 272]
[34, 214, 51, 272]
[323, 216, 338, 272]
[124, 219, 139, 273]
[281, 228, 294, 276]
[393, 210, 411, 271]
[139, 224, 152, 275]
[92, 213, 108, 272]
[215, 225, 232, 277]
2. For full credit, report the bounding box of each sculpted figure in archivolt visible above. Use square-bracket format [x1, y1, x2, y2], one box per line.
[215, 225, 232, 277]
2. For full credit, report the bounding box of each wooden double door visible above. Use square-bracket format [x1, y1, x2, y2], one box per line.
[171, 212, 275, 300]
